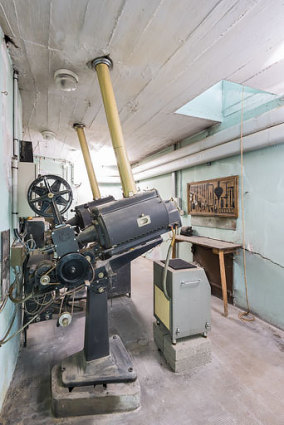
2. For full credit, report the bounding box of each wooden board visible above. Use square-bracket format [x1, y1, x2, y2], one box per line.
[187, 176, 238, 218]
[175, 235, 242, 251]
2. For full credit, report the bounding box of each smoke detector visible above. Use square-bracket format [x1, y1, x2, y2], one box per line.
[54, 69, 79, 92]
[41, 130, 56, 141]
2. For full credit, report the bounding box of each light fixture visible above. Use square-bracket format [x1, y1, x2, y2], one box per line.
[54, 69, 78, 92]
[41, 130, 56, 141]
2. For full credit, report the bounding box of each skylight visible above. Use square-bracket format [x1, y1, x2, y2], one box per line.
[175, 80, 278, 123]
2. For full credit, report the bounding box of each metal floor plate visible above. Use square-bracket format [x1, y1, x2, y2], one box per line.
[61, 335, 137, 387]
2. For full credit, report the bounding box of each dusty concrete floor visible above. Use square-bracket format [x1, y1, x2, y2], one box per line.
[1, 257, 284, 425]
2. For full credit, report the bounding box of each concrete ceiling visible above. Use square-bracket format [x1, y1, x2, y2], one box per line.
[1, 0, 284, 164]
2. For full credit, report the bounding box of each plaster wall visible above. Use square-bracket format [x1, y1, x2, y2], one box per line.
[0, 30, 22, 411]
[138, 144, 284, 330]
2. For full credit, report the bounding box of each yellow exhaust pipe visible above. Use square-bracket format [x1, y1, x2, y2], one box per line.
[73, 123, 101, 200]
[92, 57, 137, 198]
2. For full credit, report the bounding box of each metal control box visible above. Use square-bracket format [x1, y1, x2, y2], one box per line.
[154, 259, 211, 343]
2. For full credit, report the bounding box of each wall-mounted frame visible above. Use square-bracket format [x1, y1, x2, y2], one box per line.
[0, 229, 10, 301]
[187, 176, 238, 218]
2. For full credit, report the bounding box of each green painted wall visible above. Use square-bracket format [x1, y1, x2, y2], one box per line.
[137, 174, 173, 200]
[137, 143, 284, 330]
[180, 144, 284, 328]
[0, 31, 22, 410]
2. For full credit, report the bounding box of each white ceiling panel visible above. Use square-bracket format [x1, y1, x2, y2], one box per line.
[0, 0, 283, 164]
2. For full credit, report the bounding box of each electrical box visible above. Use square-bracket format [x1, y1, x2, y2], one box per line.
[154, 258, 211, 343]
[11, 243, 27, 267]
[18, 162, 36, 217]
[20, 140, 33, 162]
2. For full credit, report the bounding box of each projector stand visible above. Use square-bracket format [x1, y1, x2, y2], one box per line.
[51, 289, 140, 417]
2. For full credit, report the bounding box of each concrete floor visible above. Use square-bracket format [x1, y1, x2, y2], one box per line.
[1, 257, 284, 425]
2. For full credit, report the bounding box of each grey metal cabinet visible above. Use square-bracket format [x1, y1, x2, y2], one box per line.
[154, 259, 211, 343]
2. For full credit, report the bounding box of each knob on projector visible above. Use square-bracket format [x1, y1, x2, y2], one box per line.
[59, 312, 72, 327]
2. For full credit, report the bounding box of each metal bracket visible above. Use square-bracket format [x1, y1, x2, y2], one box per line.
[92, 56, 113, 70]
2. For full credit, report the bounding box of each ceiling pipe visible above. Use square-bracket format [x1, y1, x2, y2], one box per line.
[73, 123, 101, 200]
[92, 57, 137, 198]
[132, 104, 284, 175]
[134, 122, 284, 181]
[96, 118, 284, 184]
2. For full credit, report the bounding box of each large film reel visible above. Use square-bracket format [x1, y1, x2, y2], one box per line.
[27, 175, 73, 223]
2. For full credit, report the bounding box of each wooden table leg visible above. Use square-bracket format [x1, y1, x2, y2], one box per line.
[218, 250, 228, 317]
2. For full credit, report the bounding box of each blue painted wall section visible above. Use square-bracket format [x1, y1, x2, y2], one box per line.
[0, 29, 22, 411]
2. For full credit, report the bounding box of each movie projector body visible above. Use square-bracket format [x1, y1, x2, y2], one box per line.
[24, 174, 181, 416]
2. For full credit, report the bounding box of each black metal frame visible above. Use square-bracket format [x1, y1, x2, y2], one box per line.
[59, 238, 162, 388]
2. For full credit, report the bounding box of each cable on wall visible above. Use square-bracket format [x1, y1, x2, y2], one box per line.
[239, 86, 255, 324]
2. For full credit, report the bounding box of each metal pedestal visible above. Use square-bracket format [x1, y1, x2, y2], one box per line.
[61, 335, 136, 387]
[84, 289, 110, 361]
[60, 289, 137, 387]
[51, 288, 140, 417]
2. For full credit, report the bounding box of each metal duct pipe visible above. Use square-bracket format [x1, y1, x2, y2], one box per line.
[92, 57, 137, 198]
[12, 70, 19, 230]
[132, 104, 284, 175]
[73, 123, 101, 199]
[135, 122, 284, 180]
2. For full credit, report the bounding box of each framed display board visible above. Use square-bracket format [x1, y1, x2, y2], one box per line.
[187, 176, 238, 218]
